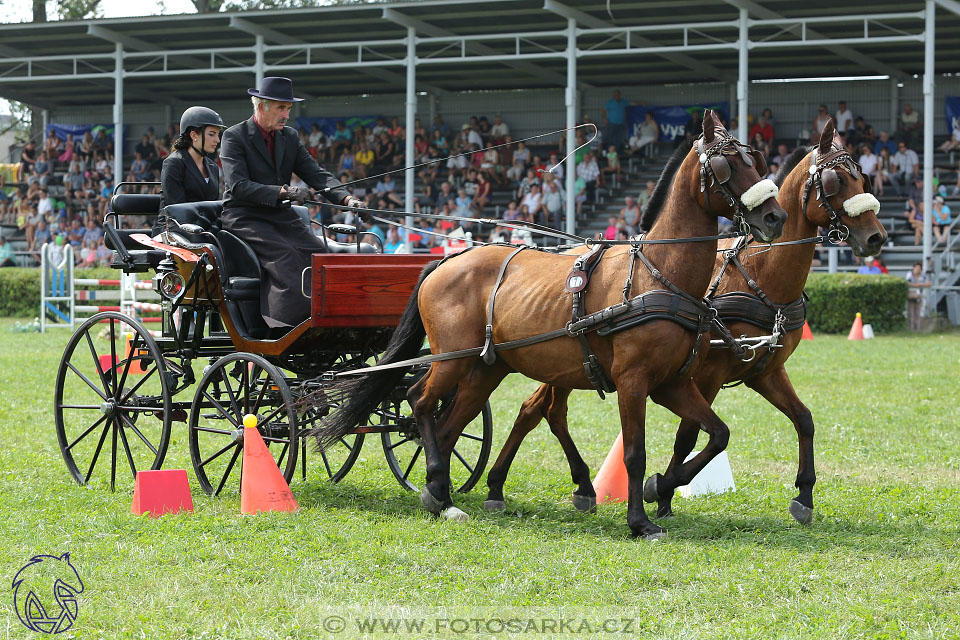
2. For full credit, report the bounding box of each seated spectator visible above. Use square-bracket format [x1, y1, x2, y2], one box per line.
[37, 189, 53, 220]
[479, 147, 501, 182]
[67, 218, 85, 250]
[856, 255, 882, 275]
[389, 117, 404, 139]
[516, 168, 539, 201]
[573, 175, 587, 216]
[810, 105, 831, 143]
[904, 200, 924, 245]
[751, 132, 770, 163]
[897, 103, 921, 147]
[58, 134, 77, 166]
[477, 116, 492, 143]
[506, 158, 525, 184]
[95, 236, 113, 266]
[601, 144, 620, 186]
[474, 171, 492, 211]
[0, 234, 15, 267]
[891, 141, 919, 196]
[749, 115, 774, 145]
[770, 143, 790, 167]
[541, 179, 564, 230]
[939, 120, 960, 153]
[521, 182, 543, 224]
[603, 216, 619, 240]
[44, 130, 62, 159]
[932, 195, 952, 244]
[435, 181, 456, 211]
[628, 111, 659, 158]
[337, 144, 357, 178]
[576, 151, 600, 203]
[620, 195, 641, 234]
[373, 174, 403, 207]
[490, 114, 510, 145]
[766, 162, 779, 181]
[874, 130, 897, 157]
[130, 152, 150, 182]
[383, 226, 403, 254]
[454, 187, 473, 218]
[34, 219, 52, 247]
[858, 145, 878, 182]
[20, 141, 37, 175]
[355, 142, 374, 179]
[875, 148, 894, 196]
[513, 141, 531, 168]
[306, 123, 326, 161]
[32, 153, 52, 188]
[848, 117, 876, 147]
[502, 200, 520, 221]
[835, 101, 854, 136]
[331, 121, 353, 157]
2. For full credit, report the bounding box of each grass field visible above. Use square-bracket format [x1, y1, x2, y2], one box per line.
[1, 318, 959, 639]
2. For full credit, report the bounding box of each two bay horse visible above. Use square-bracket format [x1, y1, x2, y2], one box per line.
[318, 111, 787, 539]
[483, 118, 887, 524]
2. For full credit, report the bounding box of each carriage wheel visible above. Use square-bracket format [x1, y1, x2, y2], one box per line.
[298, 406, 364, 484]
[380, 397, 493, 493]
[54, 312, 172, 490]
[188, 353, 298, 496]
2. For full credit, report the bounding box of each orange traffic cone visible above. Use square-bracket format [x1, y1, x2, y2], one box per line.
[801, 321, 814, 341]
[240, 414, 299, 514]
[592, 432, 628, 503]
[131, 469, 194, 517]
[847, 312, 864, 341]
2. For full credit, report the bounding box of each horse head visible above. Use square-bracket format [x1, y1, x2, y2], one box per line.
[697, 109, 787, 242]
[801, 119, 887, 256]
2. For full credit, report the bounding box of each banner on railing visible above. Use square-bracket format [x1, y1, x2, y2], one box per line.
[946, 97, 960, 134]
[625, 102, 730, 143]
[294, 115, 381, 137]
[45, 123, 122, 142]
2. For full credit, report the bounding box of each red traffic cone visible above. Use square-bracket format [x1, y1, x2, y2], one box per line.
[240, 414, 299, 515]
[592, 432, 628, 504]
[847, 312, 864, 340]
[801, 321, 814, 341]
[131, 469, 194, 517]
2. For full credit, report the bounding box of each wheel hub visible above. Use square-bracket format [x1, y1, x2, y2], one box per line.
[99, 399, 117, 416]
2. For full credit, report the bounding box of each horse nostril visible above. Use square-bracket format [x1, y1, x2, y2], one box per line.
[763, 212, 780, 228]
[867, 232, 885, 248]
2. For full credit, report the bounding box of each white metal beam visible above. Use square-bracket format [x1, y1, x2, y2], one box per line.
[544, 0, 736, 83]
[87, 25, 155, 52]
[382, 7, 585, 89]
[721, 0, 910, 80]
[922, 0, 934, 273]
[934, 0, 960, 15]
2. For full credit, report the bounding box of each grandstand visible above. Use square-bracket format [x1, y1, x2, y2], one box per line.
[1, 0, 960, 322]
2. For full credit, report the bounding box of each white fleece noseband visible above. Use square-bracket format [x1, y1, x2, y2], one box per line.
[741, 179, 779, 211]
[842, 192, 880, 218]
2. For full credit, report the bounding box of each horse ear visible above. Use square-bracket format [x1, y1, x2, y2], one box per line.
[702, 109, 716, 143]
[819, 119, 836, 154]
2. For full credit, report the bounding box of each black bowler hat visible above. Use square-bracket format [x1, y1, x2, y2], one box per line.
[247, 77, 304, 103]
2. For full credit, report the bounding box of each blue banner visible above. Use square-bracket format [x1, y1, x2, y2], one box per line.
[45, 123, 119, 141]
[626, 102, 730, 142]
[946, 97, 960, 133]
[294, 115, 381, 137]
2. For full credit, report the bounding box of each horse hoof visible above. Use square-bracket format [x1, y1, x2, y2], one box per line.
[642, 531, 667, 541]
[789, 499, 814, 525]
[572, 493, 597, 513]
[482, 499, 506, 511]
[420, 487, 444, 514]
[440, 506, 469, 522]
[643, 474, 662, 503]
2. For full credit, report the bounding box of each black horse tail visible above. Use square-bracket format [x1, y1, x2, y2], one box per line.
[314, 259, 441, 451]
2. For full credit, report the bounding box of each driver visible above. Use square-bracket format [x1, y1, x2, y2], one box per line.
[219, 77, 365, 329]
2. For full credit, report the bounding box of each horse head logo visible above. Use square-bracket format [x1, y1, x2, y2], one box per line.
[12, 553, 84, 634]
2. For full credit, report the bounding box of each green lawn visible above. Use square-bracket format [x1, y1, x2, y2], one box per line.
[1, 319, 958, 639]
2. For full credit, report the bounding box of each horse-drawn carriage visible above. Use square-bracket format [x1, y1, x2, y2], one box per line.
[53, 186, 492, 495]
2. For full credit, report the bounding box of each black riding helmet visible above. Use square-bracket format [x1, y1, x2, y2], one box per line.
[179, 106, 224, 156]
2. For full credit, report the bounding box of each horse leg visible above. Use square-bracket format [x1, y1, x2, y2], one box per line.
[616, 375, 664, 540]
[484, 383, 552, 510]
[644, 378, 731, 518]
[542, 388, 597, 512]
[650, 374, 725, 519]
[430, 364, 510, 520]
[746, 367, 816, 524]
[407, 361, 469, 516]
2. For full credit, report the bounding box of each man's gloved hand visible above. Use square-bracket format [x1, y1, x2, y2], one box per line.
[281, 185, 314, 206]
[344, 196, 370, 222]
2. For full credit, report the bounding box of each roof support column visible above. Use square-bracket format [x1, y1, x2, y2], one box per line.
[737, 8, 748, 142]
[890, 78, 899, 133]
[922, 0, 934, 273]
[404, 26, 416, 246]
[565, 17, 577, 237]
[113, 42, 124, 188]
[255, 35, 265, 87]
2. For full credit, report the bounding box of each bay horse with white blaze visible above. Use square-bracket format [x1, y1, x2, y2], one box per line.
[317, 111, 787, 539]
[484, 118, 887, 525]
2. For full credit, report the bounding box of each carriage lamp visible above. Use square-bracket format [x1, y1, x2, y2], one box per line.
[153, 255, 185, 301]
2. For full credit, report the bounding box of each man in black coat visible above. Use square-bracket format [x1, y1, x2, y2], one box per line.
[220, 77, 365, 329]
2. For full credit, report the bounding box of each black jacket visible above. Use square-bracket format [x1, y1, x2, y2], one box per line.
[159, 149, 220, 208]
[220, 116, 349, 210]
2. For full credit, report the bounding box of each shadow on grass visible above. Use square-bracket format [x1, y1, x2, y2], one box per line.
[292, 477, 956, 556]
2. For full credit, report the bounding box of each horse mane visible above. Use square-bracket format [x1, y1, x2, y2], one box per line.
[773, 146, 810, 187]
[639, 138, 694, 232]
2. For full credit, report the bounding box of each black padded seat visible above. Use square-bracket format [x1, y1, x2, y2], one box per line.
[217, 230, 269, 339]
[156, 200, 223, 235]
[110, 193, 162, 216]
[105, 227, 156, 251]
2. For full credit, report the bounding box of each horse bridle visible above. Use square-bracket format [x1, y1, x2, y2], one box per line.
[696, 132, 769, 234]
[802, 142, 869, 244]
